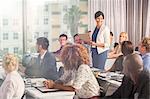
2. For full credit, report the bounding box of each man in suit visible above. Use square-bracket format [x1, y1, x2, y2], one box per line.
[53, 34, 68, 59]
[24, 37, 59, 80]
[105, 54, 150, 99]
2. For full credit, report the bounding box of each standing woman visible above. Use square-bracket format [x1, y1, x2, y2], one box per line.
[91, 11, 110, 70]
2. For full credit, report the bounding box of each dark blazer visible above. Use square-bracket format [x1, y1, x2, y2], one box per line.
[25, 51, 59, 80]
[109, 55, 124, 72]
[105, 70, 150, 99]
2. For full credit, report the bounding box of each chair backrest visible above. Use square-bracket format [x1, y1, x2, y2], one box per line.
[21, 93, 25, 99]
[96, 78, 110, 97]
[0, 79, 4, 86]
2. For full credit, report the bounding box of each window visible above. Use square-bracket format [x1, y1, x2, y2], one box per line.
[52, 12, 61, 15]
[3, 48, 9, 53]
[14, 47, 19, 54]
[44, 5, 49, 12]
[44, 32, 48, 38]
[44, 18, 49, 25]
[34, 32, 39, 39]
[0, 0, 88, 59]
[3, 33, 8, 40]
[35, 19, 39, 25]
[13, 33, 19, 40]
[3, 19, 8, 26]
[13, 19, 19, 25]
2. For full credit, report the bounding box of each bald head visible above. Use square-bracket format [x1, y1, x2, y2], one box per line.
[123, 54, 143, 76]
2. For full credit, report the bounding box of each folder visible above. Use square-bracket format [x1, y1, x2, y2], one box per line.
[35, 86, 59, 93]
[78, 33, 91, 42]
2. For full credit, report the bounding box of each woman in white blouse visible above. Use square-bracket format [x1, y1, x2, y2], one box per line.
[90, 11, 110, 70]
[44, 44, 101, 99]
[0, 53, 25, 99]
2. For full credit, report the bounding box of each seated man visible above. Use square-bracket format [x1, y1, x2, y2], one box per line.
[53, 34, 68, 59]
[105, 54, 150, 99]
[23, 37, 59, 80]
[73, 34, 84, 44]
[73, 33, 92, 67]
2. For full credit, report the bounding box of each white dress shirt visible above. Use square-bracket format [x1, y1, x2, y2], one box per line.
[0, 71, 25, 99]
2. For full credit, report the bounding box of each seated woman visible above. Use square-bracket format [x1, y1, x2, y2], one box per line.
[139, 37, 150, 72]
[107, 41, 134, 72]
[105, 53, 150, 99]
[0, 53, 25, 99]
[108, 32, 128, 58]
[44, 44, 101, 99]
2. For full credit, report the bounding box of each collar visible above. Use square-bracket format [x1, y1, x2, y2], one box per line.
[142, 52, 150, 58]
[40, 50, 47, 60]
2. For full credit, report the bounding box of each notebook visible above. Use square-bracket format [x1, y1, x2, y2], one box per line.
[35, 86, 59, 93]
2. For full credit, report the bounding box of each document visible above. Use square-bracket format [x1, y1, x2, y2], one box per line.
[30, 78, 47, 87]
[78, 33, 90, 42]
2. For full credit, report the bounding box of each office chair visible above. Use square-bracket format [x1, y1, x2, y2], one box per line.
[96, 78, 110, 97]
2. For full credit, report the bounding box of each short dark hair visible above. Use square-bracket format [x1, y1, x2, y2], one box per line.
[95, 11, 104, 19]
[73, 34, 79, 39]
[121, 41, 134, 56]
[59, 34, 68, 40]
[110, 31, 113, 36]
[114, 42, 119, 48]
[37, 37, 49, 50]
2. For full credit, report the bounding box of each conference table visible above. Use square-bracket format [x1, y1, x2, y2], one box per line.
[24, 78, 75, 99]
[25, 87, 75, 99]
[91, 67, 123, 96]
[0, 67, 75, 99]
[0, 58, 120, 98]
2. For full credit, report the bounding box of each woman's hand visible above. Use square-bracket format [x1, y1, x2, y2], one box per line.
[90, 41, 104, 48]
[91, 41, 97, 46]
[90, 41, 97, 47]
[43, 80, 54, 89]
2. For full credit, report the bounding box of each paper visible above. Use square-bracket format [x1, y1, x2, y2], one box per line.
[30, 78, 47, 87]
[78, 33, 90, 42]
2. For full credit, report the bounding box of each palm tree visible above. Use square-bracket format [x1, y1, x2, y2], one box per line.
[64, 5, 82, 36]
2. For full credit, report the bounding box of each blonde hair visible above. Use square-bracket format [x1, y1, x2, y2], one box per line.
[2, 53, 19, 73]
[120, 32, 128, 41]
[61, 44, 89, 70]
